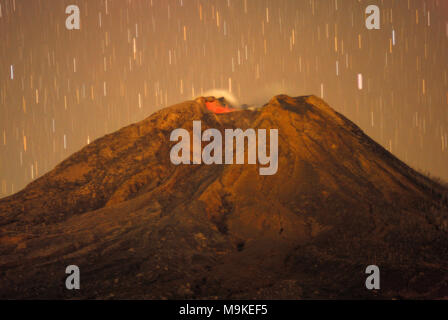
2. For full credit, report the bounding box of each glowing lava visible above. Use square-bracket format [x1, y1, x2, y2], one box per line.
[205, 99, 236, 114]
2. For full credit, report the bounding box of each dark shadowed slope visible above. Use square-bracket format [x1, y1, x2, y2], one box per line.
[0, 95, 447, 299]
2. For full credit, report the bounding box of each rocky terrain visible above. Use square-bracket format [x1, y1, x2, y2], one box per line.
[0, 95, 447, 299]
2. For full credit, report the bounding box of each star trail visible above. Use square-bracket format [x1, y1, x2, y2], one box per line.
[0, 0, 448, 197]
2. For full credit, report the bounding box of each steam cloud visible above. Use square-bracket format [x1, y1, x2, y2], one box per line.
[202, 89, 239, 106]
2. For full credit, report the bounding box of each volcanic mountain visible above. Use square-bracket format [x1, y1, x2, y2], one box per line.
[0, 95, 447, 299]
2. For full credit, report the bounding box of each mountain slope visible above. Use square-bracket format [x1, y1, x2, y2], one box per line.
[0, 95, 447, 299]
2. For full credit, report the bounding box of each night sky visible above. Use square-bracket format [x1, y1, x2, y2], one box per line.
[1, 0, 448, 198]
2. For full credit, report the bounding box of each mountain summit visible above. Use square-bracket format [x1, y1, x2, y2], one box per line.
[0, 95, 447, 299]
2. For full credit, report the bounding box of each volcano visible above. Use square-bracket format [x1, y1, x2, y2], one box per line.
[0, 95, 447, 299]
